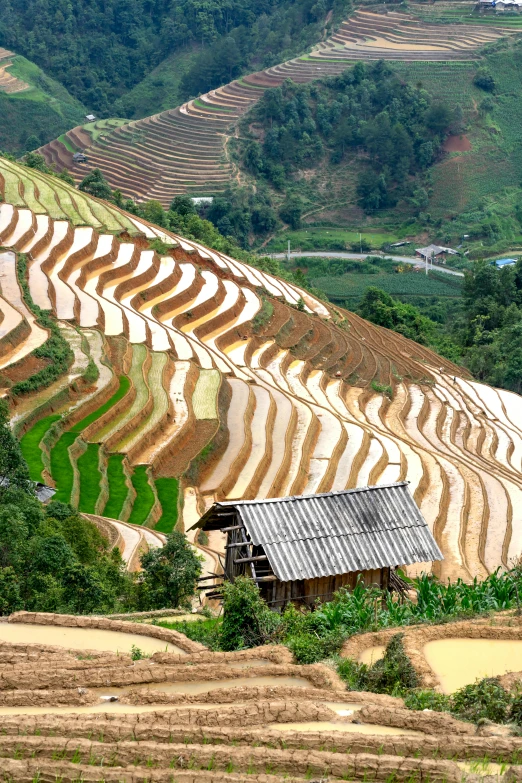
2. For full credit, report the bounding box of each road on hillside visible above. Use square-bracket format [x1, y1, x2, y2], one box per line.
[270, 251, 465, 277]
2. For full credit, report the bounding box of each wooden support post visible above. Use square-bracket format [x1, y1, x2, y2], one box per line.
[234, 555, 269, 565]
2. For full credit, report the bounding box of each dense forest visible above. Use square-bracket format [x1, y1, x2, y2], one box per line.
[238, 64, 454, 215]
[0, 0, 349, 114]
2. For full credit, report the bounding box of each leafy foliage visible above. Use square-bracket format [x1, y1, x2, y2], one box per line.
[137, 530, 202, 611]
[337, 633, 419, 696]
[0, 0, 348, 114]
[359, 286, 462, 362]
[239, 63, 450, 214]
[220, 576, 281, 651]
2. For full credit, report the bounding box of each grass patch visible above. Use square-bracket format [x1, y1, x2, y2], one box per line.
[19, 414, 61, 482]
[128, 466, 155, 525]
[77, 443, 101, 513]
[50, 432, 76, 504]
[155, 477, 180, 534]
[103, 454, 128, 519]
[265, 227, 400, 254]
[70, 376, 131, 433]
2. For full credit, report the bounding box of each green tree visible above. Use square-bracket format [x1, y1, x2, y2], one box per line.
[170, 195, 196, 216]
[0, 400, 32, 499]
[138, 530, 202, 609]
[220, 576, 280, 650]
[79, 168, 113, 200]
[279, 195, 303, 229]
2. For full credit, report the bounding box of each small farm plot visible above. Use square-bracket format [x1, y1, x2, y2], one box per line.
[313, 270, 463, 304]
[192, 369, 220, 420]
[103, 453, 128, 519]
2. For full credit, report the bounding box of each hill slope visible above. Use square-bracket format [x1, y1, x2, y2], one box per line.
[37, 8, 517, 204]
[1, 157, 522, 582]
[0, 50, 85, 155]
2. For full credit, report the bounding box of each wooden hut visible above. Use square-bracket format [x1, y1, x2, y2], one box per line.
[193, 482, 443, 609]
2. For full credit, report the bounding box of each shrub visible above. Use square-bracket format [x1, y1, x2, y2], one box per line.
[451, 677, 510, 724]
[288, 632, 343, 664]
[509, 693, 522, 725]
[404, 689, 451, 712]
[159, 616, 222, 650]
[138, 530, 203, 610]
[363, 633, 420, 695]
[336, 656, 370, 690]
[220, 576, 281, 651]
[474, 68, 496, 92]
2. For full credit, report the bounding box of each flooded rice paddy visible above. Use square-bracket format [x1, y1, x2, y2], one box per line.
[0, 623, 185, 655]
[424, 638, 522, 693]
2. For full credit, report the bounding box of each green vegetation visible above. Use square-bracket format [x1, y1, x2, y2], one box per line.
[155, 477, 180, 534]
[0, 402, 202, 614]
[0, 0, 348, 115]
[359, 257, 522, 393]
[137, 530, 202, 610]
[71, 376, 131, 432]
[103, 455, 128, 520]
[50, 433, 76, 504]
[77, 444, 101, 513]
[238, 63, 452, 216]
[252, 297, 274, 333]
[359, 287, 462, 363]
[128, 466, 155, 525]
[159, 567, 522, 666]
[337, 633, 419, 696]
[405, 677, 522, 727]
[19, 414, 61, 482]
[0, 55, 84, 154]
[265, 227, 401, 254]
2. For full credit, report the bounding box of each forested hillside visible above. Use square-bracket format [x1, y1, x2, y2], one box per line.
[0, 0, 349, 115]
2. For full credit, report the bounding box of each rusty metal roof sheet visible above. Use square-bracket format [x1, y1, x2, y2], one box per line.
[197, 482, 442, 582]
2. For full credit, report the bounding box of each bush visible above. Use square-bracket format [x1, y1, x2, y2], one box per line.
[363, 633, 420, 695]
[404, 689, 452, 712]
[288, 632, 343, 664]
[474, 68, 496, 93]
[138, 530, 202, 610]
[336, 656, 370, 690]
[451, 677, 510, 724]
[220, 576, 281, 651]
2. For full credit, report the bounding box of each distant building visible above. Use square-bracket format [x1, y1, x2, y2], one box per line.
[72, 152, 88, 163]
[85, 114, 96, 121]
[493, 258, 517, 268]
[193, 482, 443, 609]
[415, 244, 459, 264]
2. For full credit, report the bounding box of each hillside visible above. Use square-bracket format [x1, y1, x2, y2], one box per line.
[2, 157, 522, 585]
[0, 49, 85, 155]
[37, 6, 519, 210]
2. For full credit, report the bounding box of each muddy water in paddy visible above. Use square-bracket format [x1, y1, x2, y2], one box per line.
[359, 645, 385, 666]
[424, 638, 522, 693]
[0, 624, 184, 655]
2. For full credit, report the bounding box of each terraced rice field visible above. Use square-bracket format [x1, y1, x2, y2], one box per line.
[3, 612, 522, 783]
[3, 157, 522, 584]
[0, 49, 29, 94]
[37, 11, 517, 202]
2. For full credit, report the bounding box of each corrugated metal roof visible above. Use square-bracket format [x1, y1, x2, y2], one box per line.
[198, 483, 442, 582]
